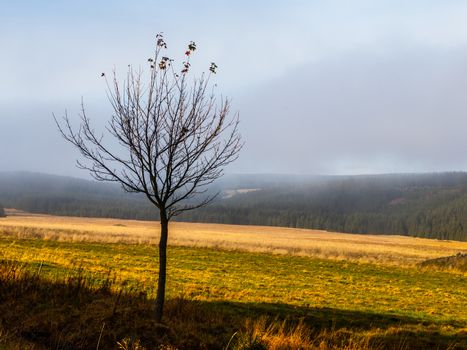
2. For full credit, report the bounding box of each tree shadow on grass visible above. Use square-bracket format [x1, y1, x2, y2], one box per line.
[0, 260, 465, 350]
[204, 300, 466, 349]
[210, 299, 465, 329]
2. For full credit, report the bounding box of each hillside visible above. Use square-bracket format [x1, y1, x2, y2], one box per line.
[0, 172, 156, 220]
[184, 172, 467, 241]
[2, 171, 467, 241]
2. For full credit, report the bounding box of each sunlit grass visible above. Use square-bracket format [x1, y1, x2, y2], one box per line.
[1, 234, 465, 325]
[1, 212, 466, 348]
[1, 210, 466, 266]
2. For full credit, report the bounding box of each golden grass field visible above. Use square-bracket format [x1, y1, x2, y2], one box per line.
[1, 208, 466, 266]
[1, 208, 466, 349]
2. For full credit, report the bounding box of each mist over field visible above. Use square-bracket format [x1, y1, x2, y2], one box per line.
[2, 170, 467, 241]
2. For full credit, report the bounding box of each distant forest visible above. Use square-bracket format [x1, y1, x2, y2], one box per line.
[0, 204, 5, 217]
[1, 171, 467, 241]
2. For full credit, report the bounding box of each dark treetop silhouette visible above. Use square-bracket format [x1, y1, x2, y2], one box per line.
[54, 33, 242, 321]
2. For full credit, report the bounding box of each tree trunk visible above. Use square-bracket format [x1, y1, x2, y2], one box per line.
[155, 210, 169, 322]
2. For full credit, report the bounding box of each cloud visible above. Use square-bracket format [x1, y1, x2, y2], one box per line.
[234, 45, 467, 174]
[2, 1, 467, 176]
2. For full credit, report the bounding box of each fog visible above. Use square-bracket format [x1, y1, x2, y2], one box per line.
[2, 1, 467, 178]
[235, 46, 467, 174]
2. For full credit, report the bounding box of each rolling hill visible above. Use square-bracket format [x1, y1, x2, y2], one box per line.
[1, 171, 467, 241]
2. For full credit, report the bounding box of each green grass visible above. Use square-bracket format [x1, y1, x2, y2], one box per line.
[1, 234, 466, 349]
[2, 235, 465, 323]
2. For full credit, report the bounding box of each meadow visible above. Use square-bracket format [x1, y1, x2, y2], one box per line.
[2, 209, 466, 266]
[0, 210, 466, 349]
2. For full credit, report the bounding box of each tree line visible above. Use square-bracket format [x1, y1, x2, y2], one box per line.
[2, 171, 467, 241]
[181, 172, 467, 241]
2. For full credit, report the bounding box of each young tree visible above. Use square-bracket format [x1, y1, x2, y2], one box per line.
[54, 34, 242, 321]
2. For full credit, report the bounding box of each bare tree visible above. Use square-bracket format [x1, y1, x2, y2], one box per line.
[54, 34, 242, 322]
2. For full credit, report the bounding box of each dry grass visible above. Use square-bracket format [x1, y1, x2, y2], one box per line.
[2, 260, 464, 349]
[227, 317, 456, 350]
[231, 318, 314, 349]
[0, 260, 239, 349]
[1, 210, 466, 349]
[1, 209, 466, 266]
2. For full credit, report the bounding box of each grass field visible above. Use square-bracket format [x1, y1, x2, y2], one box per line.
[0, 211, 466, 349]
[2, 209, 466, 266]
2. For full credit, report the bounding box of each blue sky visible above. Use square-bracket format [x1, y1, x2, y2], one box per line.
[2, 1, 467, 176]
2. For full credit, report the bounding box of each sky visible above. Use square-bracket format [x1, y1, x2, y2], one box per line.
[2, 1, 467, 177]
